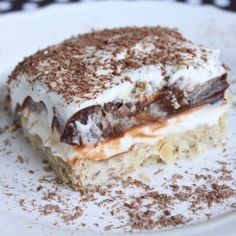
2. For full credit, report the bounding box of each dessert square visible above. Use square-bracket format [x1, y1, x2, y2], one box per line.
[8, 27, 229, 189]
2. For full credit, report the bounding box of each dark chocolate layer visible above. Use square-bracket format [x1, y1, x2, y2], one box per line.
[60, 74, 229, 146]
[14, 74, 228, 147]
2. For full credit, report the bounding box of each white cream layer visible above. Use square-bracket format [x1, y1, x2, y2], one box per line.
[22, 101, 228, 164]
[10, 44, 226, 125]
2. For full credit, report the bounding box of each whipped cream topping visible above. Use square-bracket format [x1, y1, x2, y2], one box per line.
[8, 27, 227, 125]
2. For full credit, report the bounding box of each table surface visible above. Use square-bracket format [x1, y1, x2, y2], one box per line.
[0, 0, 236, 14]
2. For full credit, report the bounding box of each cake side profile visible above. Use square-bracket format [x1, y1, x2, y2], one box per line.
[8, 27, 230, 189]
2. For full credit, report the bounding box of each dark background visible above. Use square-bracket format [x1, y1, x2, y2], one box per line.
[0, 0, 236, 14]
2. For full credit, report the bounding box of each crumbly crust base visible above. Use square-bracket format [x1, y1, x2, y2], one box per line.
[21, 114, 226, 190]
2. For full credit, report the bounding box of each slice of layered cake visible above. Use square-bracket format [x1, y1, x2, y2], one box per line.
[8, 27, 229, 189]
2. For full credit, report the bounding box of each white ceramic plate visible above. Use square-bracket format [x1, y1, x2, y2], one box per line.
[0, 1, 236, 235]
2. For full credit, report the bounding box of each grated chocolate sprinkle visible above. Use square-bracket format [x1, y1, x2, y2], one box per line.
[8, 26, 207, 104]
